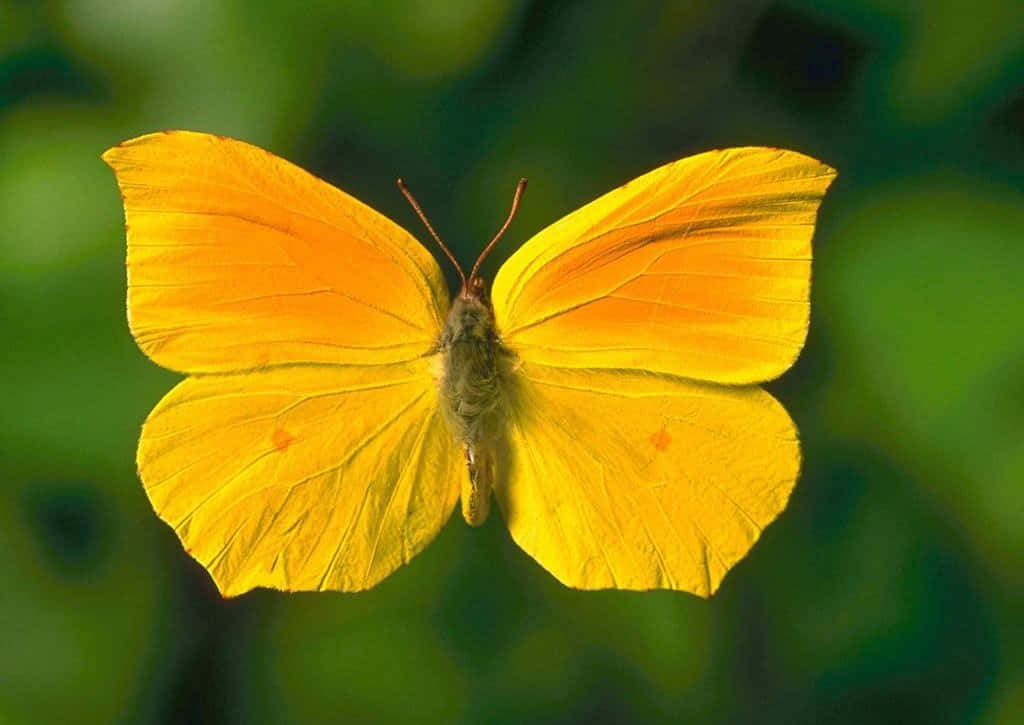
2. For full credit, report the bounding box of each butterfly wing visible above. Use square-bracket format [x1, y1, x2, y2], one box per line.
[104, 131, 448, 373]
[498, 363, 798, 595]
[104, 132, 460, 594]
[491, 147, 834, 593]
[492, 147, 835, 384]
[140, 361, 462, 595]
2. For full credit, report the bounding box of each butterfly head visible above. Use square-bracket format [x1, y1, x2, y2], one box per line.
[461, 275, 490, 305]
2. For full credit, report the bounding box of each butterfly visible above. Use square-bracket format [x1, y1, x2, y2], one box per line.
[103, 131, 835, 597]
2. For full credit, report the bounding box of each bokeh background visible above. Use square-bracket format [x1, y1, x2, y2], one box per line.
[2, 0, 1022, 722]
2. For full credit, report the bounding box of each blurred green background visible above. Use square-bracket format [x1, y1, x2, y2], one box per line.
[2, 0, 1022, 723]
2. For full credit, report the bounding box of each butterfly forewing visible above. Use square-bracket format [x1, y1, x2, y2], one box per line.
[104, 131, 448, 373]
[492, 147, 836, 385]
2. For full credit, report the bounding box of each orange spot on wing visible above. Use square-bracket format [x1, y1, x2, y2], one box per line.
[650, 427, 671, 452]
[272, 428, 295, 451]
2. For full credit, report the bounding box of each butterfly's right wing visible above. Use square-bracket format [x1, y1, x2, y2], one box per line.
[488, 148, 834, 593]
[140, 360, 463, 595]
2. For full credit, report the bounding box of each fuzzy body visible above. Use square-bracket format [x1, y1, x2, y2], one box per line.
[438, 287, 509, 525]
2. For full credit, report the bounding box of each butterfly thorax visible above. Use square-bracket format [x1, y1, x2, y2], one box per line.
[438, 280, 511, 526]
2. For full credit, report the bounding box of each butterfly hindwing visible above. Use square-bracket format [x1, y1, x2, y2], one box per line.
[139, 360, 463, 595]
[496, 363, 800, 595]
[492, 147, 835, 385]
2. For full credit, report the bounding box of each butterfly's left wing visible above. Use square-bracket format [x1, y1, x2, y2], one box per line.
[497, 363, 798, 595]
[104, 132, 461, 595]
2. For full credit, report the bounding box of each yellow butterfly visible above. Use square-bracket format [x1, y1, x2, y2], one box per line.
[103, 131, 834, 597]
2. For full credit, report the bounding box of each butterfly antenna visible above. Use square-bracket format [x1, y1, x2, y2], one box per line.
[397, 178, 466, 289]
[469, 178, 527, 284]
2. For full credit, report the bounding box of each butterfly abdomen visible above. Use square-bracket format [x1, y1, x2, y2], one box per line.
[439, 290, 510, 526]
